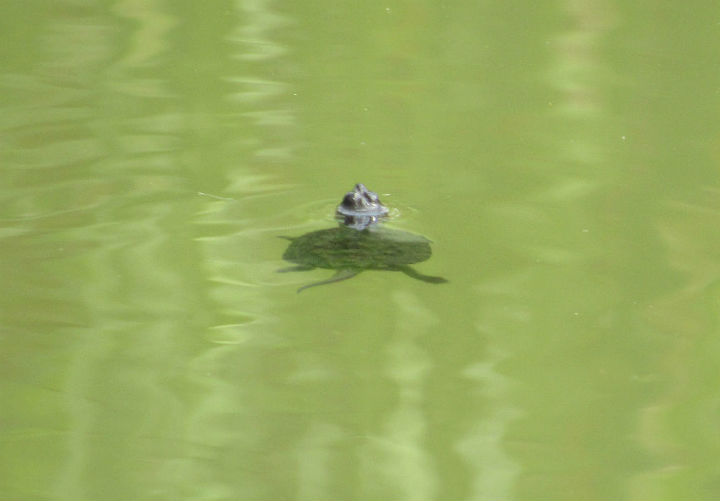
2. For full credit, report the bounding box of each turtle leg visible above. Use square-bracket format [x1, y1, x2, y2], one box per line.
[397, 265, 448, 284]
[277, 264, 315, 273]
[297, 269, 360, 293]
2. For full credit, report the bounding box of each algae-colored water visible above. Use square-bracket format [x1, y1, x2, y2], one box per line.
[2, 1, 720, 499]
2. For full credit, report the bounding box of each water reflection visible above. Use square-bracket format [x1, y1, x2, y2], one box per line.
[630, 190, 720, 498]
[359, 291, 438, 499]
[4, 0, 720, 498]
[1, 0, 297, 498]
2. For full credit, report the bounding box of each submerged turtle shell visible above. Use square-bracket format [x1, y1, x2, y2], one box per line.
[283, 225, 432, 270]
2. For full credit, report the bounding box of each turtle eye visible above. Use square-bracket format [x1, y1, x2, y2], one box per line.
[342, 193, 356, 206]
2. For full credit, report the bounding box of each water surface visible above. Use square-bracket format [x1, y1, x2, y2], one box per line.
[2, 1, 720, 499]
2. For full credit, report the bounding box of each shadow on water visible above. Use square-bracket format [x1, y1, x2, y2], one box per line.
[278, 224, 447, 293]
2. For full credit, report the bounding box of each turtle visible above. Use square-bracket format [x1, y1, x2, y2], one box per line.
[279, 225, 447, 292]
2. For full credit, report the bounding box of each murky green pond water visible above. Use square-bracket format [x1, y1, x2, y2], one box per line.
[3, 1, 720, 499]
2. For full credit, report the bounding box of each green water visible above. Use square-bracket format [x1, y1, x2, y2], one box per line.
[2, 1, 720, 499]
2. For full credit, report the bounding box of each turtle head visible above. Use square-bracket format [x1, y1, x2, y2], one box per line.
[336, 183, 389, 230]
